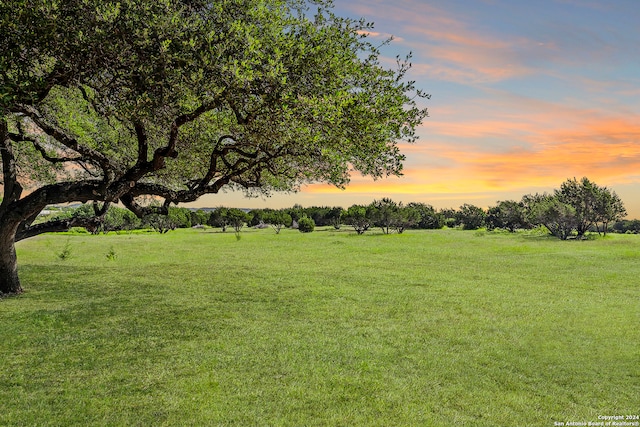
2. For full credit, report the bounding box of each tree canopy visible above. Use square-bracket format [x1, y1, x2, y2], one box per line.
[0, 0, 429, 294]
[523, 177, 626, 239]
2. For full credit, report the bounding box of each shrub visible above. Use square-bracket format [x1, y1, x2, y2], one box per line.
[297, 216, 315, 233]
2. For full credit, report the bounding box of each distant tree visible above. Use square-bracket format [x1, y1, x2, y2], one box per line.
[140, 206, 191, 232]
[190, 210, 209, 227]
[524, 193, 577, 240]
[344, 205, 373, 235]
[612, 219, 640, 234]
[556, 177, 599, 237]
[368, 198, 421, 234]
[167, 207, 192, 229]
[143, 213, 177, 234]
[101, 206, 141, 232]
[486, 200, 528, 232]
[325, 207, 344, 230]
[263, 210, 292, 234]
[54, 204, 142, 233]
[440, 208, 459, 228]
[371, 198, 398, 234]
[456, 204, 486, 230]
[208, 207, 231, 232]
[286, 204, 305, 226]
[247, 209, 267, 227]
[394, 204, 421, 233]
[407, 202, 444, 229]
[532, 177, 628, 238]
[593, 186, 626, 236]
[301, 206, 329, 227]
[226, 208, 250, 233]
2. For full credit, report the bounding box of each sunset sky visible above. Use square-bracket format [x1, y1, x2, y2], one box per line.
[192, 0, 640, 217]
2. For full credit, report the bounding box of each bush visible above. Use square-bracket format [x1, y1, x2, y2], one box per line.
[297, 216, 315, 233]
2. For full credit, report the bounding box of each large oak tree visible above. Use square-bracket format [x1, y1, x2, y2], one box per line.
[0, 0, 428, 294]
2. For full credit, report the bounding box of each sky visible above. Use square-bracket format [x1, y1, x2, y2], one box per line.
[190, 0, 640, 217]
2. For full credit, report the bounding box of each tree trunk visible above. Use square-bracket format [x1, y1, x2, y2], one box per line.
[0, 225, 22, 295]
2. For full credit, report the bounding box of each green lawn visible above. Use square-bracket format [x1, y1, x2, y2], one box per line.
[2, 228, 638, 426]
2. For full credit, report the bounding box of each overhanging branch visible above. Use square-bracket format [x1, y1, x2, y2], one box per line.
[16, 216, 104, 241]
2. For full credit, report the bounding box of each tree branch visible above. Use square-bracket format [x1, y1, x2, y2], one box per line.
[157, 101, 220, 160]
[16, 216, 104, 241]
[14, 104, 116, 174]
[10, 180, 103, 221]
[124, 100, 224, 182]
[120, 193, 171, 218]
[134, 120, 149, 166]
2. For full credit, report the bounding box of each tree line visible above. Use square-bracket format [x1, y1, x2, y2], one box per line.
[48, 177, 628, 239]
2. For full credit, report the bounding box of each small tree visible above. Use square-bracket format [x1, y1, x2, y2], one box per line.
[594, 187, 626, 236]
[226, 208, 250, 233]
[208, 207, 230, 232]
[344, 205, 373, 235]
[190, 210, 209, 227]
[325, 207, 344, 230]
[144, 215, 174, 233]
[527, 177, 628, 239]
[556, 177, 599, 237]
[407, 202, 444, 229]
[456, 204, 486, 230]
[264, 210, 292, 234]
[612, 219, 640, 234]
[371, 198, 399, 234]
[394, 204, 421, 234]
[486, 200, 527, 232]
[167, 207, 192, 229]
[247, 209, 268, 227]
[286, 204, 304, 228]
[303, 206, 330, 227]
[524, 193, 577, 240]
[440, 208, 459, 228]
[96, 206, 141, 232]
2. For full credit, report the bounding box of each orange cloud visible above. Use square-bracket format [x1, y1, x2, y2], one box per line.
[303, 102, 640, 202]
[420, 112, 640, 191]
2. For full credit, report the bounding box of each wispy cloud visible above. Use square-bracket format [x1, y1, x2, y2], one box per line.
[347, 0, 638, 86]
[346, 1, 549, 84]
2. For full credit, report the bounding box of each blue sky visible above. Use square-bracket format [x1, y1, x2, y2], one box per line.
[192, 0, 640, 216]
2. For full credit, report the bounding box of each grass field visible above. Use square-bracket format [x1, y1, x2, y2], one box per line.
[2, 228, 638, 426]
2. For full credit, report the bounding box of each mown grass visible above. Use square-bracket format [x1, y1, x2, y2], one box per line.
[2, 228, 638, 426]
